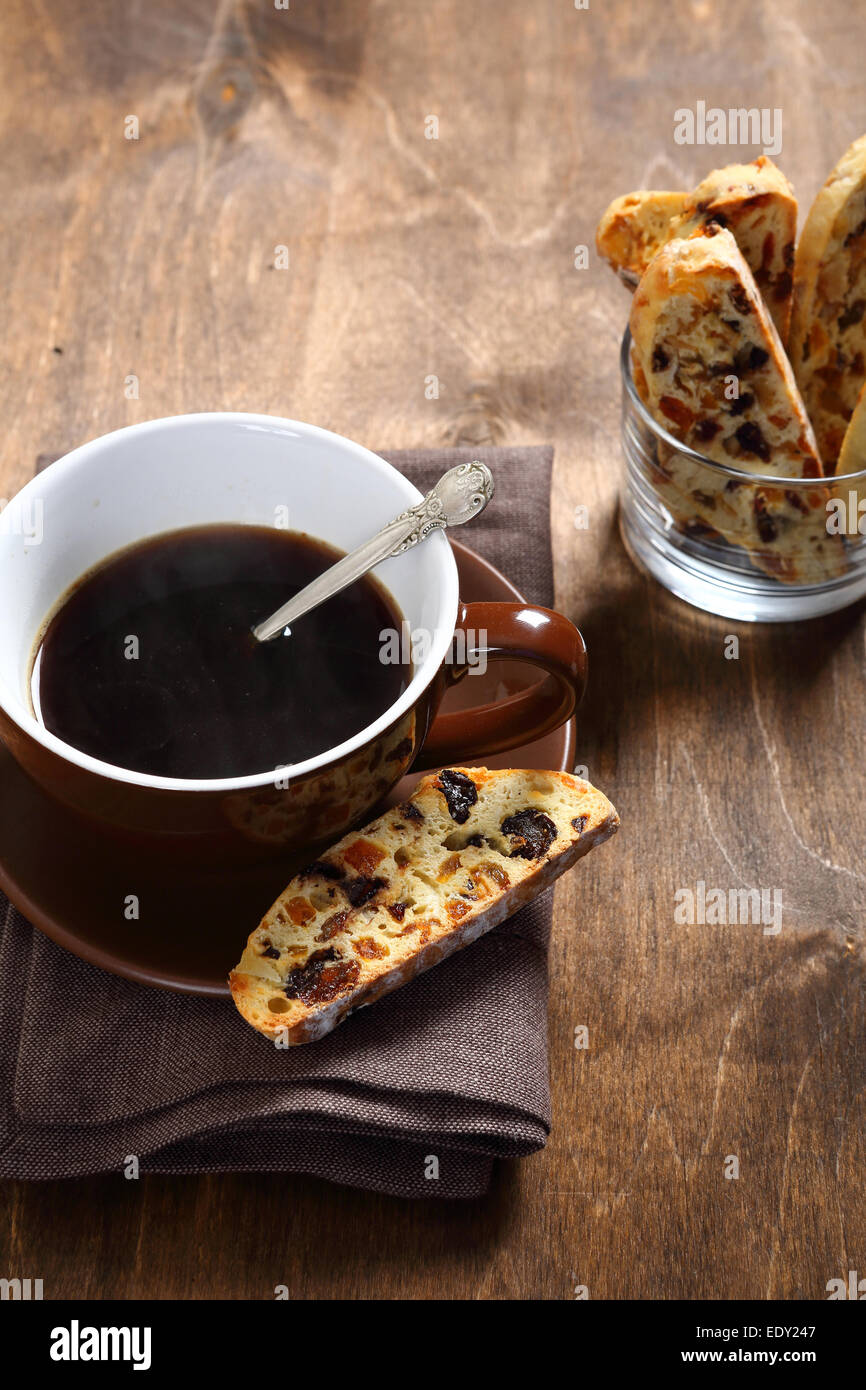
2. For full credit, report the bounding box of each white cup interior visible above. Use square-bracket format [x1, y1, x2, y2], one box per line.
[0, 413, 458, 790]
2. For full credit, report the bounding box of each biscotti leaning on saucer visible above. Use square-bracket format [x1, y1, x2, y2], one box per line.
[230, 767, 619, 1044]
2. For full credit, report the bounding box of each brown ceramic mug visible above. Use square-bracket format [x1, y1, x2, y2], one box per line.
[0, 415, 585, 860]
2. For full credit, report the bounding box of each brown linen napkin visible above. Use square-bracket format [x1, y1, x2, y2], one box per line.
[0, 445, 556, 1199]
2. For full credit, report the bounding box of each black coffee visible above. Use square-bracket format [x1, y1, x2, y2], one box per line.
[32, 525, 411, 779]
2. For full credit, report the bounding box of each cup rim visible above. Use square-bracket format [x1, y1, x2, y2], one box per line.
[620, 328, 866, 487]
[0, 412, 460, 794]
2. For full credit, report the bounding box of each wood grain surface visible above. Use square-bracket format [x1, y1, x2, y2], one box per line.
[1, 0, 864, 1300]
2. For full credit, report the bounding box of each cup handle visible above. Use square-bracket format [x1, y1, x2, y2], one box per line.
[413, 601, 587, 770]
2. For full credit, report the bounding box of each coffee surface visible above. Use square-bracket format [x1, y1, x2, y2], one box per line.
[33, 525, 411, 779]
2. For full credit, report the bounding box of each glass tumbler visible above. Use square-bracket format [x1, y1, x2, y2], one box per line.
[619, 329, 866, 622]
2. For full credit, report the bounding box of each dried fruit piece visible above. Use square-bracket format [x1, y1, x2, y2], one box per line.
[299, 859, 343, 882]
[344, 876, 387, 908]
[283, 949, 360, 1005]
[438, 853, 462, 879]
[285, 896, 315, 926]
[314, 910, 350, 943]
[501, 808, 558, 860]
[342, 838, 386, 876]
[735, 421, 770, 461]
[479, 861, 510, 889]
[436, 769, 478, 824]
[353, 937, 389, 960]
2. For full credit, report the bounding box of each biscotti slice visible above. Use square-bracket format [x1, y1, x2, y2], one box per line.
[837, 381, 866, 475]
[834, 381, 866, 527]
[629, 226, 845, 584]
[597, 159, 796, 339]
[596, 190, 690, 287]
[790, 134, 866, 469]
[668, 157, 797, 342]
[230, 767, 619, 1044]
[631, 226, 822, 475]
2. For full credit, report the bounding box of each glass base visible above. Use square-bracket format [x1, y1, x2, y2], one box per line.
[620, 497, 866, 623]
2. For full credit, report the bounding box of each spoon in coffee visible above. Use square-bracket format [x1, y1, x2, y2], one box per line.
[252, 460, 494, 642]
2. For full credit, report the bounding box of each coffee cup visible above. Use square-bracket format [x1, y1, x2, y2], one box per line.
[0, 414, 586, 860]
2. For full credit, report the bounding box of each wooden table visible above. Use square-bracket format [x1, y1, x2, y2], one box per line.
[1, 0, 863, 1299]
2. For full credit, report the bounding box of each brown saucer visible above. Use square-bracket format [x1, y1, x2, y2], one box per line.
[0, 541, 576, 995]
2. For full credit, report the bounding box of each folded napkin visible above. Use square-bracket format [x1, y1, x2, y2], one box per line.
[0, 445, 556, 1198]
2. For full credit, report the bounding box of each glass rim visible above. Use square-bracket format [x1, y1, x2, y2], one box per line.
[620, 328, 866, 487]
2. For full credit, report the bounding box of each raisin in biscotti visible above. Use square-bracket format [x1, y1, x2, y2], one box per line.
[596, 190, 690, 287]
[630, 226, 846, 584]
[790, 134, 866, 469]
[230, 768, 619, 1044]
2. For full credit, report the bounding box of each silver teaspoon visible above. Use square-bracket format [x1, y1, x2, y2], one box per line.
[252, 460, 495, 642]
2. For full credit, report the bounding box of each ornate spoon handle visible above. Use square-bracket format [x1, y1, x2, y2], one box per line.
[252, 460, 494, 641]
